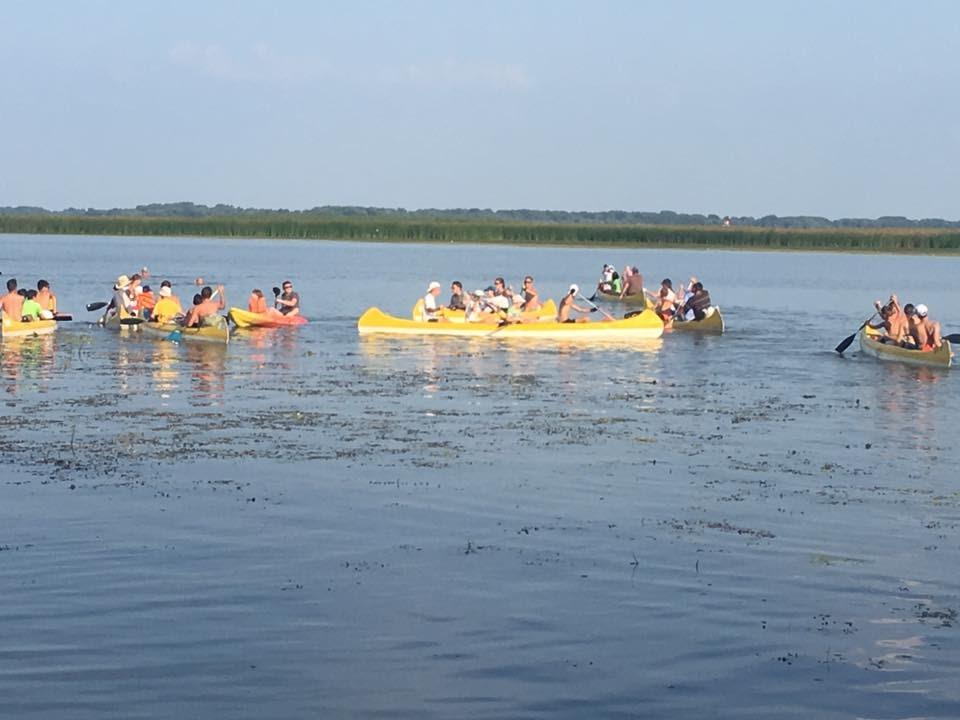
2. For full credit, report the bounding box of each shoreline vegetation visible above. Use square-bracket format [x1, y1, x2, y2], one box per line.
[3, 208, 960, 254]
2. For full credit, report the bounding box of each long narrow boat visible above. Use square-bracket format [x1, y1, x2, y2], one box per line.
[101, 304, 139, 331]
[666, 307, 725, 334]
[411, 298, 557, 323]
[358, 307, 664, 339]
[140, 319, 230, 345]
[594, 289, 653, 306]
[859, 326, 952, 368]
[1, 314, 57, 338]
[227, 307, 308, 328]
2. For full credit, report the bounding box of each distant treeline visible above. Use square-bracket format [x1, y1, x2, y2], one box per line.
[2, 213, 960, 253]
[3, 201, 960, 230]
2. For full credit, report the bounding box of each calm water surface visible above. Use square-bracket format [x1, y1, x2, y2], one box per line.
[1, 235, 959, 719]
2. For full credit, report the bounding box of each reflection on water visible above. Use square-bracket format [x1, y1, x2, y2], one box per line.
[184, 343, 227, 406]
[150, 341, 181, 397]
[1, 334, 56, 394]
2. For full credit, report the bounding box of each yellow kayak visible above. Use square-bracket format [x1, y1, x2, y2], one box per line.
[666, 307, 725, 334]
[227, 307, 308, 328]
[359, 307, 664, 339]
[860, 326, 951, 368]
[1, 314, 57, 338]
[140, 319, 230, 345]
[411, 298, 557, 322]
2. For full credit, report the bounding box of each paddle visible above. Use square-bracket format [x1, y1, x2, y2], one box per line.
[53, 313, 73, 321]
[120, 317, 144, 326]
[85, 301, 108, 312]
[835, 312, 878, 355]
[943, 333, 960, 344]
[577, 293, 615, 321]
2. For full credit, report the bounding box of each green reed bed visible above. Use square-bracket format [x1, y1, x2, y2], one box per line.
[2, 215, 960, 253]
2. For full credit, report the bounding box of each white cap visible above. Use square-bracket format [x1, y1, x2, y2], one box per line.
[472, 289, 483, 296]
[916, 303, 929, 317]
[115, 274, 130, 289]
[159, 286, 172, 297]
[569, 284, 579, 295]
[428, 281, 441, 291]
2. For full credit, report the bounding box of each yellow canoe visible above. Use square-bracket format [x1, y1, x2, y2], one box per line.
[411, 298, 557, 322]
[1, 315, 57, 338]
[101, 304, 139, 331]
[666, 307, 725, 334]
[359, 307, 664, 339]
[596, 289, 653, 306]
[859, 326, 951, 368]
[140, 319, 230, 345]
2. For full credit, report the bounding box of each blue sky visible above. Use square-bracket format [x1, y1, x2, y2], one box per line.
[2, 0, 958, 218]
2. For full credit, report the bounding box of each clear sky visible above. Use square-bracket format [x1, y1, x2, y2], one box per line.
[2, 0, 958, 219]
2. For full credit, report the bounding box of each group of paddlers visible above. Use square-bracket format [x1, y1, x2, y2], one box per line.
[595, 264, 715, 323]
[418, 267, 715, 325]
[101, 271, 227, 328]
[1, 278, 58, 321]
[421, 276, 551, 323]
[870, 294, 943, 350]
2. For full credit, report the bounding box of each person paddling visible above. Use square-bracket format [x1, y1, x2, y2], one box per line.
[421, 281, 444, 321]
[183, 285, 225, 327]
[276, 280, 300, 316]
[679, 281, 712, 321]
[646, 279, 677, 321]
[619, 266, 644, 299]
[557, 284, 593, 323]
[521, 276, 541, 312]
[870, 295, 908, 344]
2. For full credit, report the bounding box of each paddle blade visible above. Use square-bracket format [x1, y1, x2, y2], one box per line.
[834, 333, 857, 354]
[942, 333, 960, 344]
[53, 313, 73, 321]
[166, 330, 182, 343]
[119, 317, 144, 326]
[86, 301, 108, 312]
[587, 294, 597, 302]
[272, 287, 281, 297]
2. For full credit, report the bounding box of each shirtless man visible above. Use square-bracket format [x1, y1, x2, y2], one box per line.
[871, 295, 908, 343]
[619, 267, 644, 299]
[521, 276, 541, 312]
[1, 278, 24, 319]
[913, 303, 942, 350]
[557, 284, 593, 323]
[183, 285, 225, 327]
[36, 280, 57, 313]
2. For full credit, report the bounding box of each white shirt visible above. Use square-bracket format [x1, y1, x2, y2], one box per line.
[423, 293, 441, 319]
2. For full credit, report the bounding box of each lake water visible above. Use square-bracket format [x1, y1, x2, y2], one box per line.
[1, 234, 959, 719]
